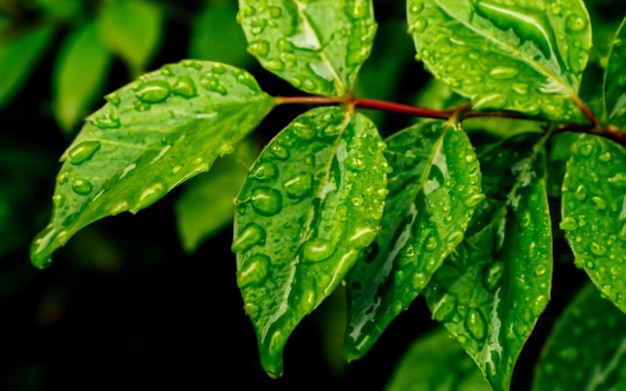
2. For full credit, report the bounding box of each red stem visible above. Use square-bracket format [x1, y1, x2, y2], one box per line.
[354, 98, 454, 119]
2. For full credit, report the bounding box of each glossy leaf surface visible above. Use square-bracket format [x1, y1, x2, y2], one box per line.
[387, 328, 490, 391]
[30, 61, 275, 269]
[561, 134, 626, 313]
[406, 0, 591, 121]
[53, 21, 112, 134]
[238, 0, 377, 96]
[233, 107, 387, 377]
[604, 17, 626, 128]
[344, 121, 483, 359]
[425, 134, 553, 391]
[532, 283, 626, 390]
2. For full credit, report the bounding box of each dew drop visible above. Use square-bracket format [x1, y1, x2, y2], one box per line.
[248, 40, 270, 58]
[135, 79, 171, 103]
[136, 183, 166, 210]
[465, 308, 487, 341]
[90, 113, 120, 129]
[67, 140, 101, 165]
[489, 65, 519, 79]
[482, 261, 504, 292]
[432, 295, 458, 322]
[109, 201, 129, 215]
[346, 155, 366, 171]
[71, 178, 93, 195]
[250, 187, 283, 216]
[590, 242, 607, 256]
[559, 216, 577, 231]
[104, 92, 121, 105]
[424, 235, 438, 252]
[284, 173, 313, 199]
[574, 184, 587, 200]
[577, 142, 593, 156]
[270, 144, 289, 160]
[463, 193, 485, 208]
[57, 172, 69, 185]
[232, 224, 266, 254]
[565, 14, 587, 32]
[535, 264, 547, 276]
[303, 238, 334, 262]
[237, 253, 270, 287]
[599, 152, 612, 162]
[269, 6, 282, 18]
[172, 75, 197, 98]
[591, 196, 606, 210]
[410, 18, 427, 33]
[199, 74, 227, 95]
[252, 162, 279, 181]
[349, 225, 378, 249]
[52, 194, 64, 207]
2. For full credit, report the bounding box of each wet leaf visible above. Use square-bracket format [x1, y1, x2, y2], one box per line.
[53, 20, 112, 135]
[604, 17, 626, 128]
[425, 134, 553, 391]
[30, 61, 275, 269]
[532, 283, 626, 390]
[561, 134, 626, 313]
[344, 121, 483, 360]
[232, 107, 387, 377]
[238, 0, 377, 96]
[386, 327, 491, 391]
[406, 0, 591, 121]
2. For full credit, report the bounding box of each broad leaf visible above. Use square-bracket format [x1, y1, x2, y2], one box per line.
[406, 0, 591, 121]
[532, 283, 626, 390]
[53, 20, 112, 134]
[232, 107, 388, 377]
[425, 134, 553, 391]
[604, 17, 626, 128]
[238, 0, 377, 96]
[561, 134, 626, 313]
[30, 61, 275, 269]
[344, 121, 483, 360]
[387, 328, 490, 391]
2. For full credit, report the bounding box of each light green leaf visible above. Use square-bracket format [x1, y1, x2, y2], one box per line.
[386, 327, 491, 391]
[232, 107, 388, 377]
[344, 121, 483, 360]
[532, 283, 626, 390]
[238, 0, 377, 96]
[53, 20, 112, 135]
[561, 134, 626, 313]
[604, 17, 626, 128]
[175, 139, 259, 253]
[425, 134, 553, 391]
[30, 61, 275, 269]
[97, 0, 163, 76]
[406, 0, 591, 121]
[0, 24, 55, 108]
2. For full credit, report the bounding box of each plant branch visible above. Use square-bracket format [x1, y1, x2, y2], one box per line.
[354, 98, 454, 119]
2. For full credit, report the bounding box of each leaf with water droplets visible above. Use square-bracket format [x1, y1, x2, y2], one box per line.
[533, 283, 626, 390]
[386, 327, 491, 391]
[30, 61, 275, 269]
[238, 0, 377, 96]
[232, 107, 387, 377]
[406, 0, 591, 121]
[604, 17, 626, 129]
[424, 133, 553, 391]
[561, 134, 626, 313]
[53, 20, 112, 135]
[343, 121, 483, 360]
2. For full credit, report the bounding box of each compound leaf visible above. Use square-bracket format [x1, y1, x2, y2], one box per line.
[561, 134, 626, 313]
[344, 121, 483, 360]
[232, 107, 387, 377]
[30, 61, 275, 269]
[604, 17, 626, 129]
[238, 0, 377, 96]
[406, 0, 591, 121]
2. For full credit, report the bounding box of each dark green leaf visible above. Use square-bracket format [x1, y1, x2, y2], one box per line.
[533, 283, 626, 390]
[344, 121, 483, 360]
[238, 0, 377, 96]
[604, 17, 626, 128]
[425, 134, 553, 391]
[406, 0, 591, 121]
[30, 61, 275, 269]
[561, 134, 626, 313]
[232, 107, 388, 377]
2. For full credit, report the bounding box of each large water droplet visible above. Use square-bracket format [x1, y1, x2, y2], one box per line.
[248, 40, 270, 58]
[559, 216, 577, 231]
[284, 173, 313, 199]
[238, 253, 270, 287]
[482, 260, 504, 292]
[232, 223, 266, 252]
[349, 224, 378, 249]
[135, 79, 171, 103]
[252, 162, 279, 181]
[303, 238, 334, 262]
[199, 74, 227, 95]
[250, 187, 283, 216]
[136, 183, 166, 210]
[172, 75, 197, 98]
[489, 65, 518, 79]
[71, 178, 93, 195]
[67, 140, 101, 165]
[465, 308, 487, 341]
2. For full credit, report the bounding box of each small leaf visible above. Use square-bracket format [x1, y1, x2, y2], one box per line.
[238, 0, 377, 96]
[604, 17, 626, 128]
[344, 121, 483, 360]
[406, 0, 591, 121]
[30, 61, 275, 269]
[53, 20, 112, 135]
[0, 24, 55, 108]
[233, 107, 388, 377]
[425, 134, 553, 391]
[97, 0, 163, 76]
[532, 283, 626, 390]
[561, 134, 626, 313]
[386, 327, 491, 391]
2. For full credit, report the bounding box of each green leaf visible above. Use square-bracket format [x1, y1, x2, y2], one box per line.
[604, 17, 626, 128]
[561, 134, 626, 313]
[238, 0, 377, 96]
[30, 60, 275, 269]
[406, 0, 591, 121]
[53, 20, 112, 135]
[344, 121, 483, 360]
[232, 107, 388, 377]
[386, 327, 491, 391]
[175, 139, 259, 253]
[97, 0, 163, 76]
[0, 24, 55, 108]
[532, 283, 626, 390]
[425, 134, 553, 391]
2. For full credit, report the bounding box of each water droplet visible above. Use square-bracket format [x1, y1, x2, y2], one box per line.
[90, 113, 120, 129]
[181, 59, 203, 70]
[559, 216, 577, 231]
[269, 6, 282, 18]
[211, 63, 227, 74]
[252, 162, 279, 181]
[270, 144, 289, 160]
[574, 184, 587, 200]
[172, 75, 197, 98]
[482, 261, 504, 292]
[590, 242, 607, 256]
[248, 40, 270, 58]
[136, 183, 166, 210]
[599, 152, 612, 162]
[57, 172, 69, 185]
[409, 3, 424, 14]
[284, 173, 313, 199]
[424, 235, 438, 252]
[577, 142, 593, 156]
[446, 230, 464, 245]
[351, 195, 364, 207]
[199, 74, 227, 95]
[349, 225, 378, 249]
[104, 92, 121, 105]
[432, 295, 458, 322]
[249, 18, 267, 35]
[135, 79, 171, 103]
[558, 347, 579, 361]
[463, 193, 485, 208]
[67, 140, 101, 165]
[410, 18, 427, 33]
[535, 264, 547, 276]
[489, 65, 519, 79]
[250, 187, 283, 216]
[133, 100, 151, 112]
[591, 196, 606, 210]
[232, 223, 266, 253]
[52, 194, 64, 207]
[465, 308, 487, 341]
[512, 82, 529, 95]
[238, 253, 270, 287]
[346, 155, 366, 171]
[109, 201, 129, 215]
[303, 238, 334, 262]
[565, 14, 587, 32]
[71, 178, 93, 195]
